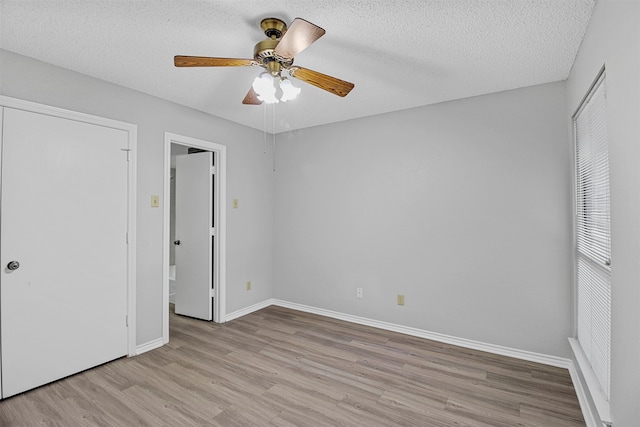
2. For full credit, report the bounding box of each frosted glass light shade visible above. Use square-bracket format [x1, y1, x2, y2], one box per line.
[252, 73, 278, 104]
[280, 78, 301, 102]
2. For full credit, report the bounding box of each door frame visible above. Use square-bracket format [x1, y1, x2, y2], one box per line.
[0, 95, 137, 357]
[162, 132, 227, 340]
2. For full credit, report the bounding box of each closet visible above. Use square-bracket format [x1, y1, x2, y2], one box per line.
[0, 98, 135, 398]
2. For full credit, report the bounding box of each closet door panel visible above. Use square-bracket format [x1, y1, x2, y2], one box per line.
[1, 107, 128, 398]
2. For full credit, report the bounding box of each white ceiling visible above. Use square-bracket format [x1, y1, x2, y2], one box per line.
[0, 0, 595, 134]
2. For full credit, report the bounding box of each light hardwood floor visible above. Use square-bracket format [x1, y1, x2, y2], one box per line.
[0, 305, 585, 426]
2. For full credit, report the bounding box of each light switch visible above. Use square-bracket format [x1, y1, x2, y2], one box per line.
[233, 198, 239, 209]
[151, 195, 159, 208]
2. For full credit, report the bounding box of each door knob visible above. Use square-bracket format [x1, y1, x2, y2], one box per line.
[7, 261, 20, 271]
[173, 240, 181, 245]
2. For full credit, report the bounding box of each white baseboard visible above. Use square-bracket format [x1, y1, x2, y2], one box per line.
[225, 299, 274, 322]
[568, 359, 603, 427]
[568, 338, 610, 427]
[270, 299, 572, 369]
[135, 337, 164, 355]
[222, 298, 572, 369]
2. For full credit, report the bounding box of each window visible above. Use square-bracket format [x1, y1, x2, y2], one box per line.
[573, 71, 611, 405]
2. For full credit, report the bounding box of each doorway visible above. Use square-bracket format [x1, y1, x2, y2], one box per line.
[162, 133, 227, 342]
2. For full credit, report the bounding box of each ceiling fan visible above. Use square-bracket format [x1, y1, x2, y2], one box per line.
[174, 17, 355, 105]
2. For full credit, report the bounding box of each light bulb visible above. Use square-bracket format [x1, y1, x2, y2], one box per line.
[252, 73, 278, 104]
[279, 78, 301, 102]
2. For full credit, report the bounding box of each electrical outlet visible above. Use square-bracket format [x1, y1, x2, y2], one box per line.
[356, 287, 363, 299]
[246, 281, 251, 291]
[397, 294, 405, 306]
[151, 195, 159, 208]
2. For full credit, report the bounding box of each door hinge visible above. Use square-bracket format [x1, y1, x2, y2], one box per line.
[126, 314, 129, 327]
[121, 148, 131, 161]
[210, 288, 215, 298]
[210, 165, 216, 175]
[126, 231, 129, 244]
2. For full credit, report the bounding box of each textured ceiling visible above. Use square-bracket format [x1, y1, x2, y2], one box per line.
[0, 0, 595, 134]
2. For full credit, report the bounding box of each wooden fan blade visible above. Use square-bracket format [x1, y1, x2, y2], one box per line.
[274, 18, 325, 59]
[242, 87, 263, 105]
[289, 67, 354, 97]
[174, 56, 254, 67]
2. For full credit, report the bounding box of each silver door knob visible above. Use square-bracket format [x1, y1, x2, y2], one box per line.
[173, 240, 181, 245]
[7, 261, 20, 271]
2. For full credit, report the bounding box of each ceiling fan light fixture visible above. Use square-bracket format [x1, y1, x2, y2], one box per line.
[279, 77, 301, 102]
[252, 72, 279, 104]
[252, 72, 301, 104]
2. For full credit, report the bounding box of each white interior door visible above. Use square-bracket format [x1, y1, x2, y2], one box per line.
[0, 107, 129, 398]
[174, 151, 214, 321]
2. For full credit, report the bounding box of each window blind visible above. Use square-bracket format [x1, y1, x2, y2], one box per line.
[574, 73, 611, 401]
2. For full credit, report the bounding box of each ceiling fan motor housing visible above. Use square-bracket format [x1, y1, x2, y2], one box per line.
[253, 38, 292, 75]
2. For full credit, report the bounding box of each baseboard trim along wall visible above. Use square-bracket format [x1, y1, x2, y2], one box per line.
[227, 298, 572, 370]
[274, 299, 572, 369]
[225, 299, 274, 322]
[136, 337, 164, 355]
[568, 360, 602, 427]
[568, 338, 610, 427]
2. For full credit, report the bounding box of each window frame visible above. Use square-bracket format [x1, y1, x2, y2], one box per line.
[570, 67, 612, 425]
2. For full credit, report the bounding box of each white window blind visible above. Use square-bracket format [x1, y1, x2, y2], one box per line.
[574, 73, 611, 401]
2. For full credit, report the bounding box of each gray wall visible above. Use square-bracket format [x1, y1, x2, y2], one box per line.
[566, 0, 640, 425]
[0, 49, 275, 345]
[274, 81, 573, 358]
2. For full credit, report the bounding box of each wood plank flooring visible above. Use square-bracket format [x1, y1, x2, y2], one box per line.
[0, 305, 586, 426]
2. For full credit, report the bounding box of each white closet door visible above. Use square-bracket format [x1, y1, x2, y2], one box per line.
[1, 107, 129, 398]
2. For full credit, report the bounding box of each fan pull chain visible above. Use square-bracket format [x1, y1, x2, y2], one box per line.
[272, 103, 276, 172]
[263, 102, 267, 154]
